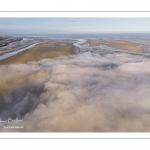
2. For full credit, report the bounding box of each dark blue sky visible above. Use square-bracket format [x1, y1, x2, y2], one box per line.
[0, 18, 150, 35]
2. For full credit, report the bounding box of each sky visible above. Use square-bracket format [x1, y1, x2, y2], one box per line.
[0, 18, 150, 35]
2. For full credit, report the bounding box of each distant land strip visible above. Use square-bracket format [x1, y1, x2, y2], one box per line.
[0, 36, 22, 47]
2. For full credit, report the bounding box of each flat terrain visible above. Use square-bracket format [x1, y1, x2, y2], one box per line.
[0, 41, 73, 66]
[86, 38, 146, 53]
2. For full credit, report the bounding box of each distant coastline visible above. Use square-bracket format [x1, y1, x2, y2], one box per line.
[5, 33, 150, 39]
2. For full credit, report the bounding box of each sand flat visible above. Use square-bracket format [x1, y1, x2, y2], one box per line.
[0, 42, 73, 66]
[106, 40, 144, 52]
[86, 39, 145, 53]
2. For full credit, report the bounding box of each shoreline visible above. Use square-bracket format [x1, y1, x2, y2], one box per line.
[0, 42, 44, 61]
[0, 39, 80, 62]
[1, 37, 150, 64]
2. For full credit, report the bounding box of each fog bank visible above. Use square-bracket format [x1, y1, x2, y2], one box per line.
[0, 52, 150, 132]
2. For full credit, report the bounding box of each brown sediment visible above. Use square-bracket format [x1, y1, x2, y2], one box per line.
[106, 40, 144, 52]
[86, 39, 145, 53]
[0, 42, 73, 66]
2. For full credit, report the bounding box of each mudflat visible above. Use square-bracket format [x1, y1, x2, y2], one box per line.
[86, 38, 146, 52]
[106, 40, 144, 52]
[0, 41, 73, 66]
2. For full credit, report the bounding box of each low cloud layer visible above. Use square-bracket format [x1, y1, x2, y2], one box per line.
[0, 52, 150, 132]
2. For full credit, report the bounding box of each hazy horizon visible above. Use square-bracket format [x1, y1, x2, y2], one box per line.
[3, 32, 150, 39]
[1, 18, 150, 35]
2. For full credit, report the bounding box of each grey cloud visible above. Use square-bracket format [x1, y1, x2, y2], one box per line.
[0, 53, 150, 132]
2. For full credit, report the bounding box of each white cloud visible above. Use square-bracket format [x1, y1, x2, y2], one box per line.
[0, 53, 150, 132]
